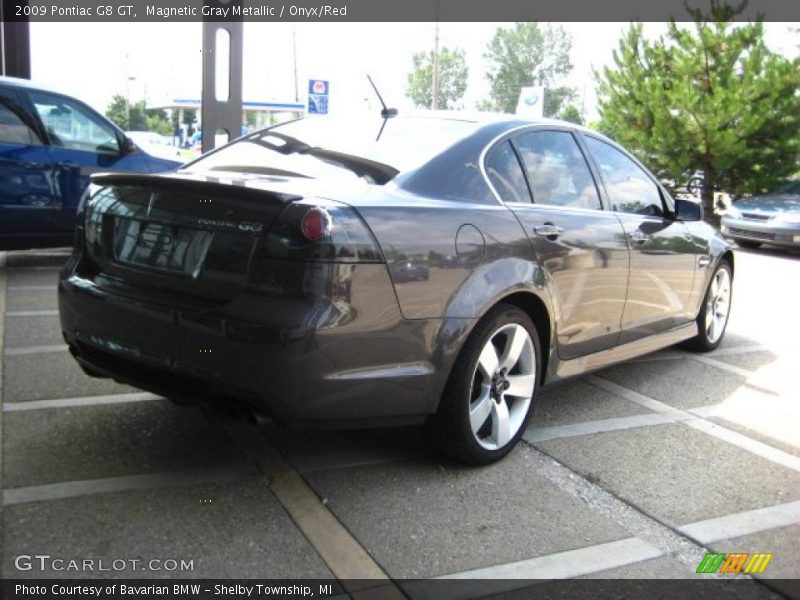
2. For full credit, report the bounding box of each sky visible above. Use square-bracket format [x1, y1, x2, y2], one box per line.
[30, 21, 799, 124]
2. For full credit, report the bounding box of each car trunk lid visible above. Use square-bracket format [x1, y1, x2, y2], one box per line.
[83, 171, 300, 304]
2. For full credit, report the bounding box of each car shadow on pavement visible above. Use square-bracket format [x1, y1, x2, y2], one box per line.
[732, 244, 800, 260]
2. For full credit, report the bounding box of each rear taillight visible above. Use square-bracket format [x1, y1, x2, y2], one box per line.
[74, 183, 101, 249]
[264, 198, 383, 263]
[300, 207, 332, 242]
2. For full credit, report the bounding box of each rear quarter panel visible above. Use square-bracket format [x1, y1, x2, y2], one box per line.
[348, 188, 553, 323]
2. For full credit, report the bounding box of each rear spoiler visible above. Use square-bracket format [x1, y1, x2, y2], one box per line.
[90, 171, 301, 206]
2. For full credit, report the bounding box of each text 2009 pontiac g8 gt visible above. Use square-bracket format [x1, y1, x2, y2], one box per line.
[58, 113, 733, 464]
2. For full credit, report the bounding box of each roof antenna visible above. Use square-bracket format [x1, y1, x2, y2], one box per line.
[366, 74, 398, 141]
[367, 74, 398, 119]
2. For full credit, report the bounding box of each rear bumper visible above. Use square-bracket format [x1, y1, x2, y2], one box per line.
[58, 257, 472, 424]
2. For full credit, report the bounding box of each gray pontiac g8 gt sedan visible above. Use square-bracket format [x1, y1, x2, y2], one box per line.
[58, 113, 733, 464]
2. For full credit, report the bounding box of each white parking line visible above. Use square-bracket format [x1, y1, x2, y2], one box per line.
[708, 344, 773, 357]
[3, 392, 164, 412]
[5, 266, 61, 271]
[685, 419, 800, 473]
[689, 354, 764, 380]
[4, 344, 67, 356]
[525, 413, 680, 443]
[680, 500, 800, 544]
[438, 537, 663, 580]
[6, 285, 56, 291]
[585, 375, 800, 473]
[632, 344, 773, 363]
[5, 310, 58, 317]
[2, 465, 258, 506]
[428, 497, 800, 590]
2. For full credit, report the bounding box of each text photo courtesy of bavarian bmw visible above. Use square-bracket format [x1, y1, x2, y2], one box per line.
[58, 113, 733, 465]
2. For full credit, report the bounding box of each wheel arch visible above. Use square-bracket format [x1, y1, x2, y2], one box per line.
[493, 291, 553, 383]
[720, 249, 735, 275]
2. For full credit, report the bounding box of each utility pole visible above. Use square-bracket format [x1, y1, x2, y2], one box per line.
[581, 78, 586, 124]
[126, 76, 136, 130]
[431, 21, 440, 110]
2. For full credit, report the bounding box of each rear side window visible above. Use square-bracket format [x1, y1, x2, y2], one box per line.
[513, 131, 602, 210]
[29, 91, 120, 155]
[584, 136, 665, 216]
[485, 141, 530, 203]
[0, 98, 40, 145]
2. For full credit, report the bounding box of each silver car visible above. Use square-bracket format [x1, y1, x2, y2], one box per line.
[721, 181, 800, 249]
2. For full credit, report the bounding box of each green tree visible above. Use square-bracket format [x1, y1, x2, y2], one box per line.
[182, 109, 197, 127]
[480, 22, 573, 115]
[596, 2, 800, 221]
[127, 102, 147, 131]
[559, 104, 584, 125]
[545, 87, 577, 119]
[406, 47, 468, 109]
[145, 108, 172, 136]
[105, 94, 129, 129]
[106, 94, 172, 134]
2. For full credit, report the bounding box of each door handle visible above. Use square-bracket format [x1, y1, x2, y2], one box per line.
[628, 230, 648, 244]
[533, 223, 565, 238]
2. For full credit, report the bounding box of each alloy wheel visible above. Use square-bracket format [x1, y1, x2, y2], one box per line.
[469, 323, 536, 451]
[705, 267, 731, 344]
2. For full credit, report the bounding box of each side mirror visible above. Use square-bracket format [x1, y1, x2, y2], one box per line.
[122, 136, 138, 155]
[674, 198, 703, 222]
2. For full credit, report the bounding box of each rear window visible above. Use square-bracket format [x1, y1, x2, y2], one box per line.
[188, 116, 479, 185]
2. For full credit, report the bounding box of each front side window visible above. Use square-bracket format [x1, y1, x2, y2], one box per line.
[0, 96, 42, 145]
[584, 136, 665, 216]
[512, 130, 602, 210]
[29, 91, 119, 154]
[485, 141, 530, 204]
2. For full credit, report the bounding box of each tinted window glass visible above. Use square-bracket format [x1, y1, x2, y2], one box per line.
[584, 136, 664, 216]
[513, 131, 601, 210]
[29, 91, 119, 154]
[485, 141, 530, 203]
[0, 98, 39, 145]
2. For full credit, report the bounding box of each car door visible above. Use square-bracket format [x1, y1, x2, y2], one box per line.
[23, 89, 153, 232]
[0, 86, 59, 248]
[486, 128, 630, 359]
[582, 135, 703, 343]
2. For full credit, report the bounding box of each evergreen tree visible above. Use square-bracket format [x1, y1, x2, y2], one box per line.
[597, 3, 800, 220]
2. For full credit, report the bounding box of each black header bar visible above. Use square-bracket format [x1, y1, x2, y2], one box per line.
[3, 0, 800, 22]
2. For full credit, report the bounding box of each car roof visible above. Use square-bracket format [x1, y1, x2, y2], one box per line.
[390, 110, 608, 143]
[0, 75, 65, 95]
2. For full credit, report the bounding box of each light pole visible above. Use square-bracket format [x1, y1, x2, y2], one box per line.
[432, 21, 439, 110]
[126, 76, 136, 130]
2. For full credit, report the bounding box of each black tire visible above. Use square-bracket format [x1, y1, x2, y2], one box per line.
[426, 303, 541, 465]
[683, 260, 733, 353]
[736, 240, 762, 249]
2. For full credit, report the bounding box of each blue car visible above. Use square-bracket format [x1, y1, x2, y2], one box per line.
[0, 77, 181, 250]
